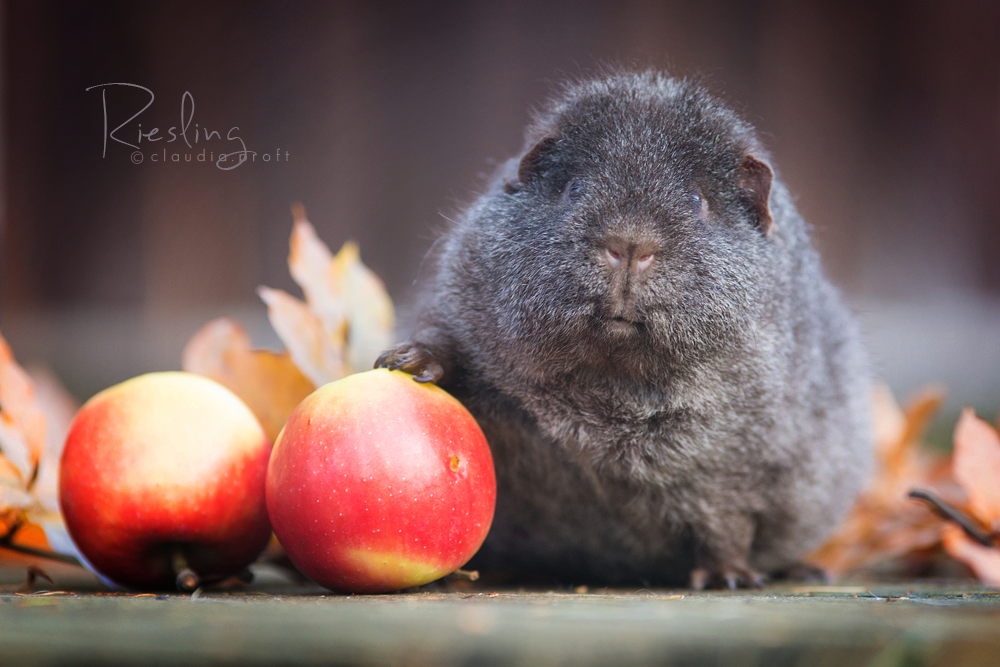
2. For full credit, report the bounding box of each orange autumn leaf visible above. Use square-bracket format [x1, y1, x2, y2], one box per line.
[950, 408, 1000, 532]
[873, 384, 951, 500]
[0, 334, 48, 482]
[0, 331, 80, 562]
[806, 384, 951, 577]
[941, 524, 1000, 588]
[182, 318, 315, 443]
[811, 390, 1000, 587]
[938, 409, 1000, 585]
[0, 455, 32, 516]
[182, 205, 395, 450]
[25, 366, 80, 518]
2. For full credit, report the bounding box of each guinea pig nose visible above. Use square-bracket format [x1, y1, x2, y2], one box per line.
[603, 239, 657, 272]
[631, 239, 659, 272]
[605, 247, 623, 268]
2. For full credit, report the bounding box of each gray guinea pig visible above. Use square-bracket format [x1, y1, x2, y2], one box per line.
[377, 69, 872, 589]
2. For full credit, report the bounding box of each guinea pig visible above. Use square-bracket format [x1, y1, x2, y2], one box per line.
[377, 69, 872, 589]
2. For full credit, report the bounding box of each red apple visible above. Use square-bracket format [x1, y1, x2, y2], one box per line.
[266, 368, 495, 593]
[59, 371, 272, 590]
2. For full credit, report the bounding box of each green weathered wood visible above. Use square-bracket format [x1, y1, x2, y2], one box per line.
[1, 565, 999, 666]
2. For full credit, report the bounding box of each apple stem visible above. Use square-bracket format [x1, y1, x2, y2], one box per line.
[0, 520, 82, 567]
[172, 549, 201, 592]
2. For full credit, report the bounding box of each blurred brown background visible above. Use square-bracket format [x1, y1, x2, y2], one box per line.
[1, 0, 999, 418]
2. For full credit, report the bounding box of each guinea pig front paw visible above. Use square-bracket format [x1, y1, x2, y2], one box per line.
[374, 342, 445, 384]
[689, 562, 766, 591]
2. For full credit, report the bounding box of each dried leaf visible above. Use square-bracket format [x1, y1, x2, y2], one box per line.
[261, 206, 395, 387]
[811, 388, 1000, 587]
[0, 333, 47, 472]
[25, 367, 78, 453]
[332, 241, 395, 374]
[259, 286, 347, 387]
[0, 463, 34, 510]
[871, 383, 906, 461]
[941, 524, 1000, 587]
[288, 206, 339, 323]
[951, 408, 1000, 531]
[0, 417, 35, 486]
[0, 331, 78, 560]
[806, 384, 951, 577]
[933, 408, 1000, 585]
[26, 367, 78, 515]
[182, 318, 315, 442]
[872, 384, 950, 502]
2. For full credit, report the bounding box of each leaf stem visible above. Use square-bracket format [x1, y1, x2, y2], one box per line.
[908, 488, 995, 546]
[0, 522, 82, 567]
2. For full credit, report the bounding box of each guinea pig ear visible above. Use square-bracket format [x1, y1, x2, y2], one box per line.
[517, 135, 560, 185]
[737, 155, 774, 235]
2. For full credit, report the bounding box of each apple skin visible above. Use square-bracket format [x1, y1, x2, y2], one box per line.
[266, 368, 496, 593]
[59, 372, 273, 590]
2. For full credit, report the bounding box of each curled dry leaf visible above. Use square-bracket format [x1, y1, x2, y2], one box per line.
[0, 456, 33, 516]
[182, 318, 315, 442]
[805, 384, 952, 577]
[939, 409, 1000, 585]
[809, 385, 1000, 588]
[287, 203, 339, 324]
[0, 334, 47, 483]
[0, 331, 80, 561]
[259, 205, 395, 387]
[28, 366, 81, 517]
[258, 286, 347, 388]
[950, 408, 1000, 533]
[183, 205, 394, 448]
[330, 240, 395, 374]
[941, 523, 1000, 587]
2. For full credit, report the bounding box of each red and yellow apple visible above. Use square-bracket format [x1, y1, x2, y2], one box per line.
[266, 368, 496, 593]
[59, 371, 272, 590]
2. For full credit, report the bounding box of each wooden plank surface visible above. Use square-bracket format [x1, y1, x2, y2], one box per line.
[2, 564, 1000, 665]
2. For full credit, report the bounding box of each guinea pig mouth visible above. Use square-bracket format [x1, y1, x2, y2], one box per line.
[604, 316, 643, 334]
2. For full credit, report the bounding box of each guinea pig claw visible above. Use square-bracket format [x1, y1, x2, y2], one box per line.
[727, 565, 766, 589]
[733, 566, 766, 589]
[689, 564, 766, 590]
[413, 370, 436, 383]
[374, 343, 445, 384]
[689, 568, 709, 591]
[373, 351, 391, 369]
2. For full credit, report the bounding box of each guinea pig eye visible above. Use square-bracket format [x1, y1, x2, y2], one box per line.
[561, 179, 586, 204]
[688, 191, 708, 219]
